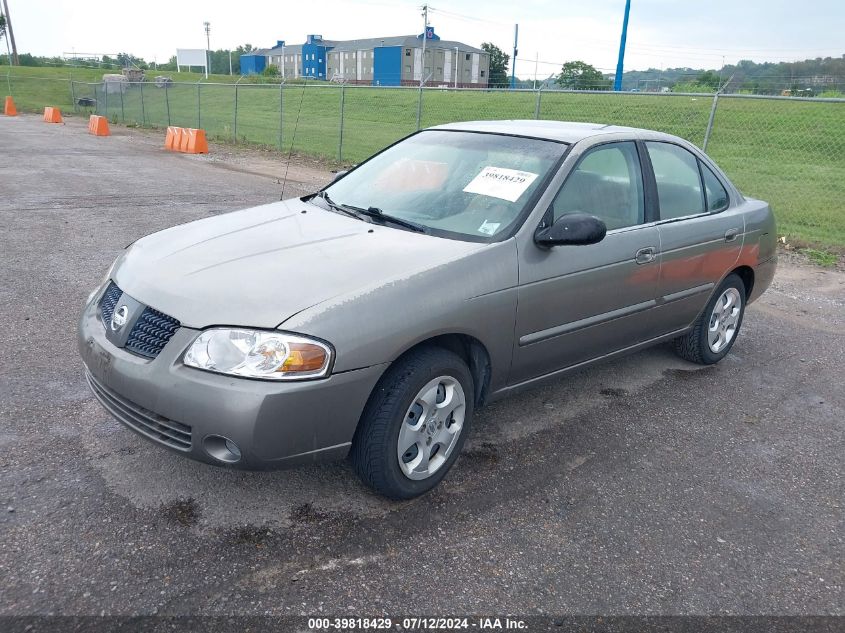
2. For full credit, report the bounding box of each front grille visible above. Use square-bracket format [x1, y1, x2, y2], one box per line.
[98, 281, 181, 360]
[125, 307, 181, 358]
[99, 281, 122, 326]
[85, 370, 192, 451]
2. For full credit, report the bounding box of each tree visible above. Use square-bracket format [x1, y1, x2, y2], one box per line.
[0, 14, 6, 40]
[696, 70, 721, 90]
[556, 61, 612, 91]
[481, 42, 509, 87]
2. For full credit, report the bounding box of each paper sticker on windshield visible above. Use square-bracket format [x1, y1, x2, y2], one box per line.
[463, 166, 539, 203]
[477, 220, 501, 235]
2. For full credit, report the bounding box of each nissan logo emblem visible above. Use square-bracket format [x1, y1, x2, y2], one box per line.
[111, 305, 129, 331]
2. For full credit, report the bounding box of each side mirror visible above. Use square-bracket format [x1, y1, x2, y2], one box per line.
[330, 170, 349, 184]
[534, 213, 607, 247]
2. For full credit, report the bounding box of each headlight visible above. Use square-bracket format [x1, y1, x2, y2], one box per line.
[183, 329, 333, 380]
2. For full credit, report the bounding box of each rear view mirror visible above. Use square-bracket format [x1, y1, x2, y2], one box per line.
[330, 170, 349, 184]
[534, 213, 607, 247]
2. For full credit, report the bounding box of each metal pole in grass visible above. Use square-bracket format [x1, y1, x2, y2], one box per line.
[197, 81, 201, 129]
[165, 81, 171, 126]
[139, 80, 145, 126]
[70, 80, 76, 113]
[104, 83, 109, 120]
[338, 83, 345, 161]
[233, 82, 239, 142]
[702, 93, 720, 152]
[534, 89, 541, 119]
[416, 85, 423, 130]
[278, 81, 284, 151]
[119, 85, 125, 122]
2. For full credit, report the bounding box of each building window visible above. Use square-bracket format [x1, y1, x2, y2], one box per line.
[437, 67, 442, 74]
[465, 53, 471, 61]
[405, 65, 411, 73]
[480, 70, 485, 77]
[405, 49, 412, 56]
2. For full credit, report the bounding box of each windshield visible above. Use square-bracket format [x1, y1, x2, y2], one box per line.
[323, 130, 568, 241]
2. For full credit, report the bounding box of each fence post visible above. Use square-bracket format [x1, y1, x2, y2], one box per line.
[233, 83, 239, 142]
[338, 84, 346, 162]
[534, 89, 542, 119]
[416, 86, 423, 130]
[70, 80, 77, 113]
[139, 81, 146, 126]
[119, 87, 125, 122]
[104, 84, 109, 120]
[165, 82, 171, 126]
[702, 93, 720, 152]
[278, 82, 284, 151]
[197, 83, 202, 129]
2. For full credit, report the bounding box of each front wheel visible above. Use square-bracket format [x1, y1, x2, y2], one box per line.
[351, 347, 474, 499]
[674, 273, 746, 365]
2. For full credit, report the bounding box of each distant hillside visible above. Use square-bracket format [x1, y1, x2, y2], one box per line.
[620, 55, 845, 95]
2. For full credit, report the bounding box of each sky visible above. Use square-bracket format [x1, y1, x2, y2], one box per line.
[4, 0, 844, 77]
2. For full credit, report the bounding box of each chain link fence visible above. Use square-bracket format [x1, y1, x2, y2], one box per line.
[5, 73, 845, 249]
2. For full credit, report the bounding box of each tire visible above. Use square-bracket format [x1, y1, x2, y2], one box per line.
[674, 273, 747, 365]
[351, 347, 474, 499]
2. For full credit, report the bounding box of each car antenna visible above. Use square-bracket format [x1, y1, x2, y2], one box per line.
[280, 80, 309, 200]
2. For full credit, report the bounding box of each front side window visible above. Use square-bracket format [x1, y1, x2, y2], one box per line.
[646, 142, 705, 220]
[700, 162, 729, 211]
[551, 142, 644, 231]
[323, 131, 567, 241]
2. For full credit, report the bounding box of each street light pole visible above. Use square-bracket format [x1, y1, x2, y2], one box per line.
[203, 21, 210, 79]
[419, 4, 428, 88]
[1, 0, 19, 65]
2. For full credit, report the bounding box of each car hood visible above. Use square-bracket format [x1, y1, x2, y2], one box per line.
[113, 199, 484, 329]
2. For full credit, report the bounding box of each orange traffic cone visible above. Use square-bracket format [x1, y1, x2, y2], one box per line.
[88, 115, 110, 136]
[43, 107, 63, 123]
[4, 96, 17, 116]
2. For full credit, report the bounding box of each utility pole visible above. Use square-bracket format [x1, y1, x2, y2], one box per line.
[454, 45, 458, 88]
[419, 4, 428, 88]
[510, 24, 518, 89]
[1, 0, 19, 66]
[614, 0, 632, 91]
[533, 52, 539, 90]
[203, 21, 210, 79]
[228, 50, 233, 75]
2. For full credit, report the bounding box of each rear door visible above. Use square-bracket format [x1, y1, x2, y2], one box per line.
[511, 141, 662, 385]
[645, 141, 744, 333]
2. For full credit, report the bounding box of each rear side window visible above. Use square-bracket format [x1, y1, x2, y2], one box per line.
[700, 162, 729, 211]
[646, 142, 705, 220]
[552, 141, 644, 231]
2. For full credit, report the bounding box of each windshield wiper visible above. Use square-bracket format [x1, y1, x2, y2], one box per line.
[342, 204, 428, 234]
[311, 190, 363, 221]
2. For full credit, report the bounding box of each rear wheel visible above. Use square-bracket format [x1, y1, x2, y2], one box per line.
[674, 273, 746, 365]
[351, 347, 474, 499]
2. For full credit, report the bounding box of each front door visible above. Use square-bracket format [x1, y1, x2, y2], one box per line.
[512, 141, 662, 385]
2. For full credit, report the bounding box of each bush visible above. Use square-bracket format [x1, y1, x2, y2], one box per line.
[262, 65, 280, 78]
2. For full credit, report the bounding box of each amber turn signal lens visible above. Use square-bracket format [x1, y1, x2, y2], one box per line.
[280, 343, 329, 373]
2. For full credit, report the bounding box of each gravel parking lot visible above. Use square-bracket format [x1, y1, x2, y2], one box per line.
[1, 114, 842, 618]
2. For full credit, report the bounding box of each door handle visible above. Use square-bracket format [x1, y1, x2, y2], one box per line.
[724, 228, 740, 242]
[635, 247, 656, 264]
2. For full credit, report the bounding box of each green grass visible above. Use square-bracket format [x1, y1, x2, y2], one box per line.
[802, 248, 839, 267]
[5, 67, 845, 248]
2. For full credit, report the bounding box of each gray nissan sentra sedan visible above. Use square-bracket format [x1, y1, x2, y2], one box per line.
[79, 120, 777, 499]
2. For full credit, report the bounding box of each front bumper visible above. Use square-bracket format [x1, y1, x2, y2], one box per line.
[78, 292, 387, 469]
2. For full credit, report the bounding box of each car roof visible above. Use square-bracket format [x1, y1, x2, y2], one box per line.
[429, 119, 676, 144]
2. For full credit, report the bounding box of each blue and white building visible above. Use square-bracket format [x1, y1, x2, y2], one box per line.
[250, 29, 490, 87]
